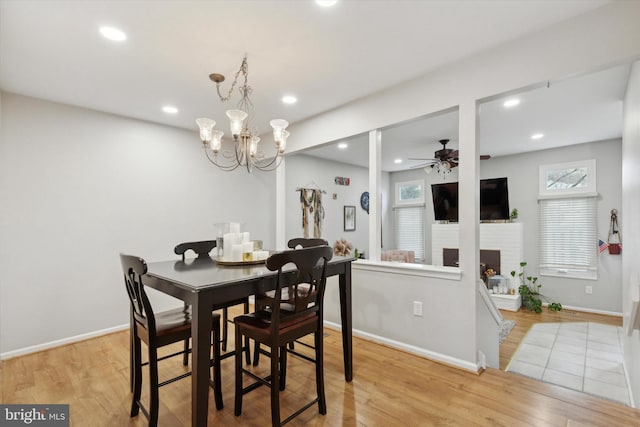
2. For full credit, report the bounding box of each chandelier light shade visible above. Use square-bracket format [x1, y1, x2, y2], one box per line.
[196, 55, 289, 172]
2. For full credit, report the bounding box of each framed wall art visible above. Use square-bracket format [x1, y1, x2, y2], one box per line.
[344, 205, 356, 231]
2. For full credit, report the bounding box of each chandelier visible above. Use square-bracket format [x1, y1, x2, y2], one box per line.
[196, 55, 289, 172]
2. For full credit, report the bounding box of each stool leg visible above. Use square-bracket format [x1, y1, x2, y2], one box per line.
[315, 328, 326, 415]
[183, 303, 190, 365]
[183, 338, 189, 365]
[279, 345, 287, 391]
[244, 334, 252, 365]
[222, 308, 229, 352]
[130, 336, 142, 417]
[211, 317, 223, 410]
[270, 346, 281, 427]
[149, 347, 160, 427]
[234, 326, 244, 416]
[253, 342, 261, 366]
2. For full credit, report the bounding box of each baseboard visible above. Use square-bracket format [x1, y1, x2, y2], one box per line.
[0, 324, 129, 360]
[324, 320, 480, 373]
[544, 303, 623, 317]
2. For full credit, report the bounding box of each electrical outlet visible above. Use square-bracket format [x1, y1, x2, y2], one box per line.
[586, 286, 593, 295]
[413, 301, 423, 317]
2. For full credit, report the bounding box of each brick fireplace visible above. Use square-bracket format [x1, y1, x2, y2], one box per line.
[432, 223, 524, 288]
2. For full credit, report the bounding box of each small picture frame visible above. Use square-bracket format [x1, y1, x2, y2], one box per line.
[344, 205, 356, 231]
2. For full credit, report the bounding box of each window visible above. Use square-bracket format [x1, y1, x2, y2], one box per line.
[538, 160, 597, 279]
[394, 180, 425, 261]
[395, 180, 424, 205]
[539, 159, 597, 198]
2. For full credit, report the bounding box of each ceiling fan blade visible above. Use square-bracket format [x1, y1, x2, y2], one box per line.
[408, 157, 437, 161]
[409, 161, 436, 169]
[409, 163, 428, 169]
[480, 155, 491, 160]
[450, 150, 459, 159]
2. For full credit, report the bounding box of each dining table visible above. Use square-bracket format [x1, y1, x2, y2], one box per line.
[144, 253, 354, 427]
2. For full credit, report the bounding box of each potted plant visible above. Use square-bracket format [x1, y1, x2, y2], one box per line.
[510, 208, 519, 222]
[510, 262, 562, 313]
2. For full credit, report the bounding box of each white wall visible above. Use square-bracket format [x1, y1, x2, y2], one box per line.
[622, 61, 640, 408]
[285, 154, 368, 251]
[279, 1, 640, 371]
[481, 139, 623, 313]
[0, 93, 276, 357]
[284, 153, 391, 256]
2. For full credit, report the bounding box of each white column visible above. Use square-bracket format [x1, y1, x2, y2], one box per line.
[458, 99, 480, 284]
[275, 157, 286, 250]
[369, 129, 382, 261]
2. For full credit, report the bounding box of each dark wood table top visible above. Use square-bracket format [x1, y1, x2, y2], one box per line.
[146, 254, 353, 292]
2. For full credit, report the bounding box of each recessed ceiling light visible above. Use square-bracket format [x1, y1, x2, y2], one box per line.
[316, 0, 338, 6]
[282, 95, 297, 104]
[162, 106, 178, 114]
[503, 98, 520, 108]
[531, 133, 544, 140]
[99, 26, 127, 42]
[337, 142, 348, 149]
[394, 158, 402, 164]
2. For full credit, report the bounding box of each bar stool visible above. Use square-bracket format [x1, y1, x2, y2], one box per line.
[121, 253, 223, 427]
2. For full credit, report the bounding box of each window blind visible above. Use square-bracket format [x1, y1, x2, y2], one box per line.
[395, 206, 424, 261]
[539, 197, 597, 276]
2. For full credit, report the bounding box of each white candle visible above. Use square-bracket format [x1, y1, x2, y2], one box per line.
[231, 244, 243, 262]
[223, 233, 236, 258]
[242, 242, 254, 254]
[242, 232, 250, 243]
[257, 250, 269, 261]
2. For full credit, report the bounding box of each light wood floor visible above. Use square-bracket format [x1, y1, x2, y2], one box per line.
[2, 307, 638, 427]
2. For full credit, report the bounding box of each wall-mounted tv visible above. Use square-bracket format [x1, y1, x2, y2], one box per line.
[431, 177, 510, 222]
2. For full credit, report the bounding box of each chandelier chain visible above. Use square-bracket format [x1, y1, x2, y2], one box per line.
[215, 56, 249, 103]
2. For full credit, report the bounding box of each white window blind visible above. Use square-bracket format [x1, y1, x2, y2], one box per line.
[395, 206, 424, 261]
[539, 197, 597, 278]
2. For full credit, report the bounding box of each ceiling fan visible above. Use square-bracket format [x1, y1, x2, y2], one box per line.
[409, 139, 490, 175]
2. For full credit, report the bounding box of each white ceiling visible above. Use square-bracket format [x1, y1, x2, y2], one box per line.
[301, 63, 630, 171]
[0, 0, 623, 171]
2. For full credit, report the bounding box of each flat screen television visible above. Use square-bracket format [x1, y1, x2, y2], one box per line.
[431, 177, 509, 222]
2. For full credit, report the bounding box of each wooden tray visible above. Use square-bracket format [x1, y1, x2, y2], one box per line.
[215, 258, 267, 266]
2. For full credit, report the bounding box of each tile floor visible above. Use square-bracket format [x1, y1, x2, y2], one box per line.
[506, 322, 631, 406]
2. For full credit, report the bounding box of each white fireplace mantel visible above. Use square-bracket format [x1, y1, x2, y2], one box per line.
[431, 223, 524, 286]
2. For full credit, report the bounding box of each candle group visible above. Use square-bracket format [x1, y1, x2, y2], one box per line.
[221, 224, 267, 262]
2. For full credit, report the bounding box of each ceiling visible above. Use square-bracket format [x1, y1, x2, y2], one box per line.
[0, 0, 612, 141]
[301, 63, 630, 171]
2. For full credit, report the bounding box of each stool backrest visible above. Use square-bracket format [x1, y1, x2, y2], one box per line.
[174, 240, 217, 261]
[287, 238, 328, 249]
[265, 245, 333, 326]
[120, 253, 156, 334]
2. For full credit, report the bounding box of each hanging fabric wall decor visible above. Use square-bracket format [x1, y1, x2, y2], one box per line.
[298, 187, 325, 238]
[607, 209, 621, 254]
